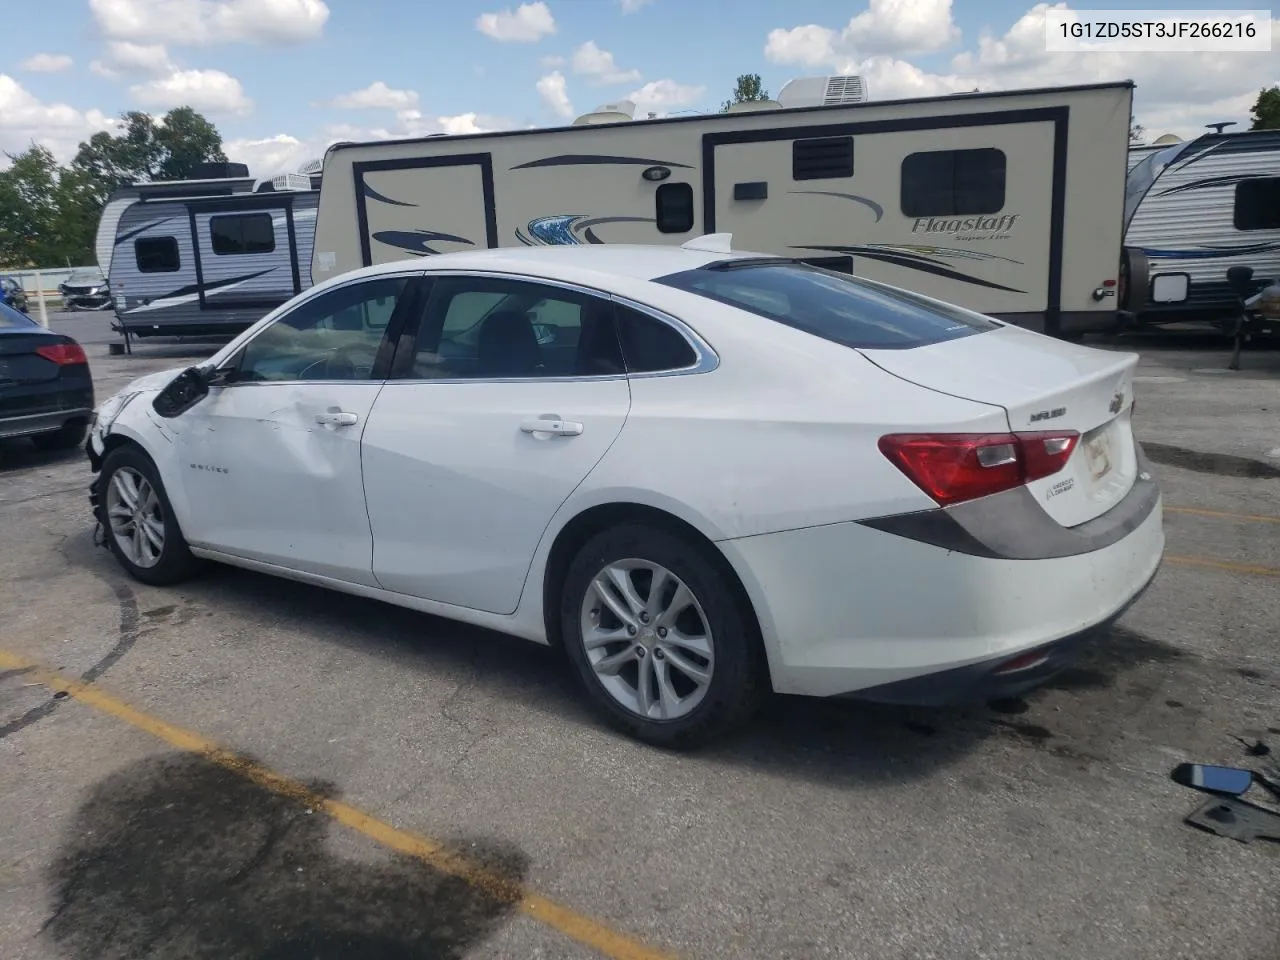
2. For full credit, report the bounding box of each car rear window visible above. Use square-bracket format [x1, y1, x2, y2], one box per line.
[0, 301, 35, 328]
[654, 260, 1000, 349]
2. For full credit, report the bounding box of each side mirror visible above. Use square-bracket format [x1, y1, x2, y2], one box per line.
[151, 365, 213, 418]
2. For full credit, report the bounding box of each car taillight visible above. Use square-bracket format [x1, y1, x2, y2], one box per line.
[878, 431, 1080, 506]
[35, 343, 88, 365]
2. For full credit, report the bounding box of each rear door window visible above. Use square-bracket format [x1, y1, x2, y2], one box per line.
[655, 261, 1000, 349]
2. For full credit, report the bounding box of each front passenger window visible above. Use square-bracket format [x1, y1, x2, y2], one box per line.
[234, 276, 409, 382]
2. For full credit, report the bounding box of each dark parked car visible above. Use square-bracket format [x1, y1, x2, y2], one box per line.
[0, 276, 29, 314]
[59, 270, 113, 311]
[0, 300, 94, 450]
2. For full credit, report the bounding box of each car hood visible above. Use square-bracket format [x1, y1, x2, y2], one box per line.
[120, 365, 189, 395]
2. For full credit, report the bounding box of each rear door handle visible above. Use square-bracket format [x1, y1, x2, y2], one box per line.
[520, 418, 583, 437]
[315, 411, 359, 426]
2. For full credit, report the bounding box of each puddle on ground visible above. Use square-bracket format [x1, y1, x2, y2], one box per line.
[1141, 442, 1280, 479]
[42, 753, 528, 959]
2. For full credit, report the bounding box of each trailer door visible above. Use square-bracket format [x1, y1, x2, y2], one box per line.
[708, 115, 1060, 320]
[191, 202, 302, 314]
[354, 155, 497, 266]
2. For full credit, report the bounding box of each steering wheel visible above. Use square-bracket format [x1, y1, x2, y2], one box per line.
[298, 345, 360, 380]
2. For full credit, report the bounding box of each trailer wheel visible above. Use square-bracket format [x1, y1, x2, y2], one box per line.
[1119, 247, 1149, 313]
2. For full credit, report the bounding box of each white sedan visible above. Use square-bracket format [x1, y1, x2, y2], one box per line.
[86, 236, 1165, 747]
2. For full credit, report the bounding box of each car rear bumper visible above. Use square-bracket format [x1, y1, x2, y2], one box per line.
[0, 407, 93, 439]
[721, 473, 1165, 701]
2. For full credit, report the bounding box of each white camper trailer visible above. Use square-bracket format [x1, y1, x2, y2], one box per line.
[100, 164, 321, 342]
[313, 79, 1134, 337]
[1119, 129, 1280, 327]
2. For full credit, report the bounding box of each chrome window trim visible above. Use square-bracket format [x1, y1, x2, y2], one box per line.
[387, 268, 719, 386]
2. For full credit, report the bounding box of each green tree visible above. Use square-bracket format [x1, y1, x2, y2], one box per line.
[721, 73, 770, 112]
[1249, 86, 1280, 130]
[1129, 121, 1145, 143]
[0, 106, 228, 268]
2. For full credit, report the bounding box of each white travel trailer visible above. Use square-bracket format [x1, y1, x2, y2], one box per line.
[99, 164, 322, 343]
[313, 79, 1135, 337]
[1119, 128, 1280, 327]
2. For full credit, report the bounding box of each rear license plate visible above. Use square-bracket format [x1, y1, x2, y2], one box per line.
[1083, 427, 1114, 482]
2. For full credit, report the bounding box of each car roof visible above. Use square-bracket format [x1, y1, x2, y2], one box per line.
[343, 243, 771, 287]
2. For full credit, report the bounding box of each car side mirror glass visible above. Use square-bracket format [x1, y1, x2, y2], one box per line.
[152, 365, 212, 418]
[1171, 762, 1254, 796]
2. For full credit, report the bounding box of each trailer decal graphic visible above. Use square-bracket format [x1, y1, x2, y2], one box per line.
[114, 217, 180, 246]
[1139, 241, 1280, 261]
[371, 229, 475, 256]
[363, 183, 418, 208]
[516, 214, 656, 246]
[787, 190, 884, 223]
[511, 155, 694, 170]
[122, 267, 278, 314]
[792, 244, 1027, 293]
[1154, 173, 1269, 198]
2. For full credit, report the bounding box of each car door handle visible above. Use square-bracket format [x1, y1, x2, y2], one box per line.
[315, 411, 359, 426]
[520, 418, 583, 437]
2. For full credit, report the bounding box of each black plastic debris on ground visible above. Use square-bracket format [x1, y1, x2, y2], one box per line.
[1185, 796, 1280, 844]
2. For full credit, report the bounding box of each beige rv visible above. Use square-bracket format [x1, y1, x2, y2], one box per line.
[312, 78, 1134, 336]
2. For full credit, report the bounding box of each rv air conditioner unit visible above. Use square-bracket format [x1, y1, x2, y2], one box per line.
[776, 76, 868, 109]
[254, 173, 312, 193]
[573, 99, 636, 126]
[296, 158, 324, 176]
[726, 99, 783, 113]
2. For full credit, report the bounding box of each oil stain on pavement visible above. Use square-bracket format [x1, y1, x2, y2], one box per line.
[41, 752, 529, 959]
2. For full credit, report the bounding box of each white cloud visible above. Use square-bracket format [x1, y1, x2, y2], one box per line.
[620, 0, 652, 11]
[21, 54, 74, 73]
[537, 70, 574, 117]
[476, 2, 556, 42]
[322, 81, 418, 110]
[626, 78, 706, 116]
[0, 75, 116, 164]
[766, 3, 1279, 138]
[130, 68, 252, 115]
[91, 41, 176, 78]
[571, 41, 641, 85]
[766, 0, 959, 65]
[222, 133, 320, 178]
[89, 0, 329, 46]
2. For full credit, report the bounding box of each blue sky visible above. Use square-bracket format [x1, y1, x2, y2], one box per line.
[3, 1, 1277, 175]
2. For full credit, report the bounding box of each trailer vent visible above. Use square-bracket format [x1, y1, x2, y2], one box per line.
[792, 136, 854, 180]
[823, 76, 867, 105]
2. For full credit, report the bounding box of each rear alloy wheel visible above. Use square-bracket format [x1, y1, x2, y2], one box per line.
[99, 446, 200, 586]
[561, 525, 765, 747]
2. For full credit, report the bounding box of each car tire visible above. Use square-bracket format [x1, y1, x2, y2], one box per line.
[30, 419, 88, 451]
[560, 524, 767, 748]
[98, 445, 201, 586]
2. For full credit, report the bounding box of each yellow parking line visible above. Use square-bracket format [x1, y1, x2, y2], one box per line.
[1166, 555, 1280, 578]
[0, 650, 675, 960]
[1166, 506, 1280, 525]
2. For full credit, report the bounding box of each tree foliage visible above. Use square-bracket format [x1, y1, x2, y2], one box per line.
[721, 74, 770, 113]
[0, 107, 228, 269]
[1250, 86, 1280, 130]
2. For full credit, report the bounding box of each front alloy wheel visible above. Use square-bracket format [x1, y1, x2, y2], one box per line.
[105, 466, 166, 568]
[581, 559, 715, 721]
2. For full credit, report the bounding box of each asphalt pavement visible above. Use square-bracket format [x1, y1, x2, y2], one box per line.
[1, 315, 1277, 960]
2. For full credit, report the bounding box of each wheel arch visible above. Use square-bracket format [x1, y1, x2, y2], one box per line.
[539, 501, 772, 684]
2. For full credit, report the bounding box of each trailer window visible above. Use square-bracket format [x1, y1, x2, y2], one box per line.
[1234, 177, 1280, 231]
[900, 148, 1006, 217]
[793, 137, 854, 180]
[656, 183, 695, 233]
[655, 261, 999, 350]
[210, 213, 276, 255]
[135, 236, 180, 273]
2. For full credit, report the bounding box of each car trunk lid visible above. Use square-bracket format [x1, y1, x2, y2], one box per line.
[859, 325, 1140, 527]
[0, 334, 69, 385]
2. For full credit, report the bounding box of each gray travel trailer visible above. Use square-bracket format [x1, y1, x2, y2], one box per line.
[313, 78, 1135, 337]
[98, 162, 321, 342]
[1119, 129, 1280, 327]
